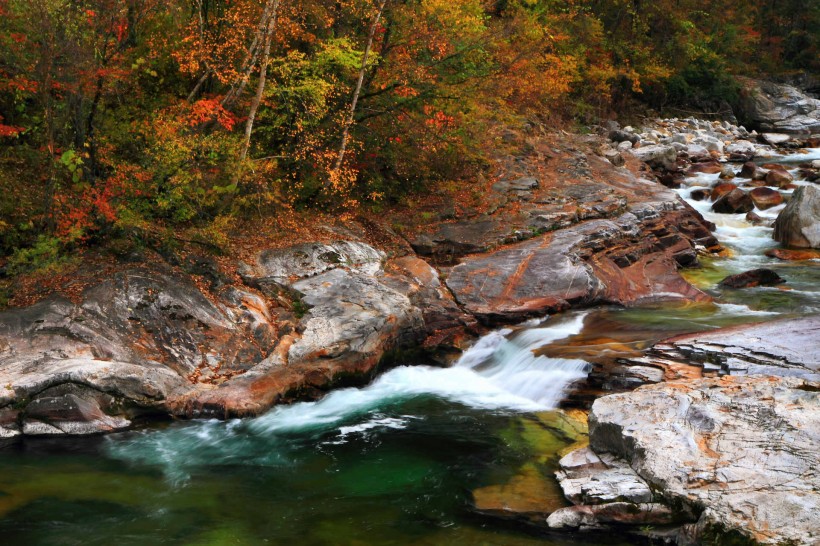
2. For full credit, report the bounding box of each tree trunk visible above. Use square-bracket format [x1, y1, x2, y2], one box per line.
[330, 0, 388, 177]
[237, 0, 281, 168]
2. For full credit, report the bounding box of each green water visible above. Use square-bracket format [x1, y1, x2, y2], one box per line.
[0, 399, 626, 546]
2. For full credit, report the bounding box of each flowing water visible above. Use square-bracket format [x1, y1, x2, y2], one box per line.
[1, 150, 819, 545]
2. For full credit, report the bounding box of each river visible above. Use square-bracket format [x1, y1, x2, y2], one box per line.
[1, 148, 818, 545]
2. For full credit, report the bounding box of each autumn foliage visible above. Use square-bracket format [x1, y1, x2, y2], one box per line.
[0, 0, 817, 265]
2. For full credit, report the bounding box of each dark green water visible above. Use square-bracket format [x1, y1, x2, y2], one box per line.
[0, 399, 627, 546]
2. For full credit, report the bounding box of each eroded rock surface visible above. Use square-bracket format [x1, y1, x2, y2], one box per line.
[575, 375, 820, 545]
[773, 185, 820, 248]
[737, 77, 820, 134]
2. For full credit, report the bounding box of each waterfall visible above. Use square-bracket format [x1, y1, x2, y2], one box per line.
[107, 313, 591, 478]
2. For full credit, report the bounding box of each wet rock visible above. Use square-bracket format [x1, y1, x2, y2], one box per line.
[689, 188, 710, 201]
[711, 188, 753, 214]
[749, 186, 784, 210]
[21, 387, 130, 435]
[773, 185, 820, 248]
[685, 161, 722, 175]
[718, 268, 785, 288]
[738, 161, 767, 180]
[582, 375, 820, 545]
[765, 248, 820, 260]
[765, 167, 794, 187]
[745, 211, 766, 225]
[737, 77, 820, 134]
[637, 315, 820, 379]
[709, 182, 737, 201]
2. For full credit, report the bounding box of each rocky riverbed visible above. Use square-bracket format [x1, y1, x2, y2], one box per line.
[2, 77, 820, 545]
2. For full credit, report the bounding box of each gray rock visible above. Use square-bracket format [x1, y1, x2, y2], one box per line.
[547, 503, 675, 530]
[288, 268, 422, 363]
[555, 447, 653, 505]
[725, 139, 756, 161]
[630, 144, 678, 170]
[585, 375, 820, 546]
[773, 185, 820, 248]
[242, 241, 385, 286]
[737, 78, 820, 134]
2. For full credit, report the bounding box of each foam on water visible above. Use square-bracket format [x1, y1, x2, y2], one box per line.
[107, 313, 591, 480]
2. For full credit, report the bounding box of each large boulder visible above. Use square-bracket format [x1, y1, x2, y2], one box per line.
[445, 204, 711, 324]
[773, 185, 820, 248]
[736, 77, 820, 134]
[582, 375, 820, 545]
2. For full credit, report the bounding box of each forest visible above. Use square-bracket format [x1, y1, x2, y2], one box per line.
[0, 0, 817, 283]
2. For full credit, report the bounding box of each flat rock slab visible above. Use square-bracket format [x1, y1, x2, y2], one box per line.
[584, 375, 820, 545]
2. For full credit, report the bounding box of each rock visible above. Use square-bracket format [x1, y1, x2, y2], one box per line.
[689, 188, 710, 201]
[711, 189, 753, 214]
[446, 205, 711, 323]
[555, 447, 652, 505]
[583, 375, 820, 545]
[492, 176, 539, 193]
[630, 144, 678, 171]
[616, 140, 633, 152]
[603, 149, 624, 167]
[609, 130, 640, 145]
[547, 503, 675, 530]
[692, 135, 723, 154]
[684, 144, 710, 160]
[761, 132, 794, 145]
[636, 315, 820, 379]
[737, 77, 820, 134]
[685, 161, 722, 175]
[725, 139, 756, 161]
[765, 248, 820, 260]
[749, 186, 784, 210]
[765, 167, 794, 187]
[738, 161, 767, 180]
[240, 241, 385, 287]
[718, 165, 735, 179]
[773, 185, 820, 248]
[717, 268, 785, 288]
[709, 182, 737, 201]
[745, 211, 766, 225]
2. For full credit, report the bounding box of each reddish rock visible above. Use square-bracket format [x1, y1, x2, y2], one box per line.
[749, 187, 784, 210]
[718, 268, 785, 288]
[765, 248, 820, 260]
[739, 161, 767, 180]
[686, 161, 722, 175]
[745, 211, 766, 225]
[710, 182, 738, 201]
[766, 168, 794, 187]
[712, 189, 753, 214]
